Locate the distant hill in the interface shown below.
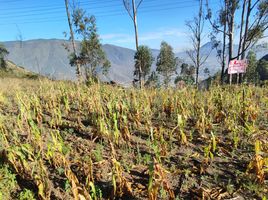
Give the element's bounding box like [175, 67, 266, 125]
[3, 39, 136, 85]
[0, 60, 40, 79]
[2, 39, 268, 85]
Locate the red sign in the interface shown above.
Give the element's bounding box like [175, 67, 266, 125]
[228, 59, 247, 74]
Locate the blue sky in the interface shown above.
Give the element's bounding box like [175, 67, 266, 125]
[0, 0, 245, 52]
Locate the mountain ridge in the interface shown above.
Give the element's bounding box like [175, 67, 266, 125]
[2, 39, 267, 85]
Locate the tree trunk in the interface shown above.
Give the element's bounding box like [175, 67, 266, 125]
[228, 0, 236, 84]
[221, 21, 227, 84]
[241, 0, 251, 60]
[240, 0, 251, 84]
[237, 0, 247, 59]
[132, 0, 139, 51]
[196, 0, 203, 86]
[228, 29, 234, 84]
[132, 0, 143, 89]
[196, 38, 200, 85]
[64, 0, 81, 82]
[228, 14, 234, 62]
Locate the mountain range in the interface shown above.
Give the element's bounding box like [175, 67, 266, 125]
[2, 39, 268, 85]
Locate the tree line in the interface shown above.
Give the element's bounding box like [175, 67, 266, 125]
[206, 0, 268, 84]
[63, 0, 183, 87]
[63, 0, 196, 87]
[62, 0, 267, 87]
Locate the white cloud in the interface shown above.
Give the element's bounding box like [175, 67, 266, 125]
[101, 33, 130, 40]
[100, 33, 133, 44]
[101, 28, 185, 43]
[100, 27, 187, 52]
[140, 28, 185, 41]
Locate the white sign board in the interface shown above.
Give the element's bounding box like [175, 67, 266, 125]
[228, 59, 247, 74]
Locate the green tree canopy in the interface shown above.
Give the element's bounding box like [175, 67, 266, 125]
[145, 71, 160, 88]
[245, 50, 259, 84]
[134, 45, 154, 82]
[0, 44, 9, 68]
[257, 56, 268, 81]
[156, 41, 178, 87]
[174, 63, 195, 85]
[70, 9, 111, 82]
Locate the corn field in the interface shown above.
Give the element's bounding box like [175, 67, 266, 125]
[0, 78, 267, 200]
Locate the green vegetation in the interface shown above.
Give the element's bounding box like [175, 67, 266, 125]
[257, 56, 268, 81]
[156, 41, 178, 87]
[0, 165, 17, 199]
[19, 189, 36, 200]
[0, 78, 267, 199]
[245, 50, 259, 84]
[175, 63, 195, 85]
[0, 43, 9, 69]
[134, 45, 154, 85]
[0, 61, 40, 79]
[145, 71, 160, 88]
[67, 8, 111, 83]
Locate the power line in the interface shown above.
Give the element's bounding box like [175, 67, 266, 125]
[0, 0, 204, 20]
[0, 0, 117, 12]
[0, 2, 120, 17]
[0, 0, 118, 4]
[0, 0, 196, 12]
[0, 2, 216, 26]
[0, 0, 119, 12]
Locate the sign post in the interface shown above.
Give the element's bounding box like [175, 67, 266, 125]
[228, 59, 247, 85]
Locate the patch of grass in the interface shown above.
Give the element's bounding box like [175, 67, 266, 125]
[93, 144, 104, 162]
[0, 165, 17, 200]
[18, 189, 36, 200]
